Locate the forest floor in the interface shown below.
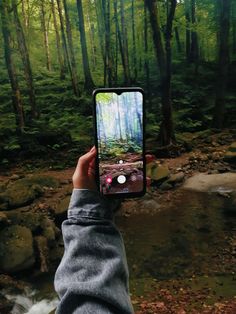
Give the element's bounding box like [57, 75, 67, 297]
[0, 130, 236, 313]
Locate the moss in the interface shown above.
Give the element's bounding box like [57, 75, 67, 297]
[0, 225, 35, 273]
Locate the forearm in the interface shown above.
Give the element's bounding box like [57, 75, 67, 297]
[54, 189, 134, 314]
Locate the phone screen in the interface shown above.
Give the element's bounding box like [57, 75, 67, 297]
[94, 89, 145, 196]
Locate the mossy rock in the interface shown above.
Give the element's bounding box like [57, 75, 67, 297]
[5, 210, 56, 241]
[20, 175, 60, 188]
[0, 175, 59, 210]
[146, 162, 169, 182]
[1, 183, 43, 210]
[0, 225, 35, 273]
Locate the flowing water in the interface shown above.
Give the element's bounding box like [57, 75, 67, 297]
[5, 190, 236, 313]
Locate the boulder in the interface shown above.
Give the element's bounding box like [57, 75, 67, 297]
[0, 175, 59, 210]
[146, 162, 169, 182]
[4, 184, 43, 209]
[4, 210, 57, 243]
[0, 225, 35, 273]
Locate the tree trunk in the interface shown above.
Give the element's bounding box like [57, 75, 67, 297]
[144, 3, 151, 102]
[185, 0, 191, 62]
[145, 0, 176, 146]
[212, 0, 231, 129]
[56, 0, 79, 96]
[232, 0, 236, 56]
[174, 26, 182, 53]
[131, 0, 137, 82]
[63, 0, 79, 93]
[120, 0, 131, 84]
[12, 0, 38, 120]
[189, 0, 199, 70]
[51, 0, 66, 80]
[76, 0, 94, 90]
[104, 0, 112, 86]
[40, 0, 51, 71]
[21, 0, 28, 29]
[87, 12, 97, 70]
[0, 0, 25, 132]
[95, 0, 106, 80]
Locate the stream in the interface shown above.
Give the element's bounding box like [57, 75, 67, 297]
[4, 189, 236, 313]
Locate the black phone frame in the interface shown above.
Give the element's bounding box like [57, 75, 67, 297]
[93, 87, 146, 199]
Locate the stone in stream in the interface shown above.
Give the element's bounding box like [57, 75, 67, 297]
[0, 225, 35, 273]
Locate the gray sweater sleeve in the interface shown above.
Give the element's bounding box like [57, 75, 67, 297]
[54, 189, 134, 314]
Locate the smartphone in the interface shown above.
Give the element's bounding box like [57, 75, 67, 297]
[93, 87, 146, 198]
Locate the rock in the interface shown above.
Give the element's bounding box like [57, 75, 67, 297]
[59, 179, 70, 185]
[0, 294, 14, 314]
[146, 162, 169, 182]
[0, 175, 59, 210]
[9, 174, 20, 181]
[159, 181, 173, 190]
[167, 172, 185, 185]
[224, 142, 236, 164]
[0, 225, 35, 272]
[54, 196, 70, 218]
[0, 194, 8, 211]
[182, 173, 236, 192]
[0, 182, 43, 210]
[139, 199, 161, 212]
[4, 210, 57, 242]
[0, 212, 8, 226]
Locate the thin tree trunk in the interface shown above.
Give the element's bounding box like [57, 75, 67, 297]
[87, 12, 96, 70]
[132, 0, 137, 82]
[120, 0, 131, 84]
[104, 0, 112, 86]
[114, 2, 118, 86]
[0, 0, 25, 132]
[190, 0, 199, 72]
[12, 0, 38, 120]
[95, 0, 106, 81]
[41, 0, 51, 71]
[63, 0, 79, 93]
[51, 0, 66, 80]
[212, 0, 231, 129]
[174, 26, 182, 53]
[56, 0, 79, 96]
[185, 0, 191, 62]
[144, 3, 151, 102]
[76, 0, 94, 89]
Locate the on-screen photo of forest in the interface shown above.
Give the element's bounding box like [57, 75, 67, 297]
[96, 91, 144, 194]
[0, 0, 236, 313]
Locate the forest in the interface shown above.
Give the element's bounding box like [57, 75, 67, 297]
[0, 0, 236, 313]
[0, 0, 235, 167]
[96, 91, 144, 194]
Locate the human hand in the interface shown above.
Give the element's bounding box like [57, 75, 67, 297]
[72, 146, 97, 191]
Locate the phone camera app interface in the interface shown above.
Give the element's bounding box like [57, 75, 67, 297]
[96, 91, 143, 195]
